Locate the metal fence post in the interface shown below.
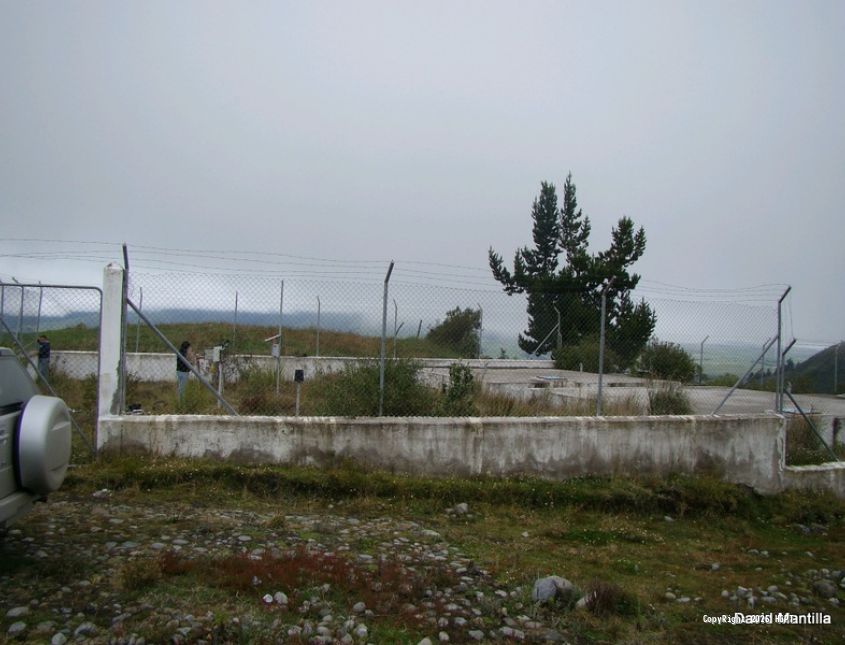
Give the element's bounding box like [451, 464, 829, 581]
[316, 296, 321, 358]
[699, 335, 709, 384]
[392, 298, 399, 359]
[35, 282, 43, 335]
[13, 279, 23, 338]
[776, 286, 791, 413]
[781, 338, 797, 404]
[477, 304, 483, 359]
[393, 322, 404, 359]
[379, 261, 395, 416]
[275, 280, 284, 394]
[232, 291, 239, 351]
[596, 278, 613, 416]
[134, 286, 143, 354]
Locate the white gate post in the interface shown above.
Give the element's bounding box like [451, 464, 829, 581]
[98, 264, 124, 426]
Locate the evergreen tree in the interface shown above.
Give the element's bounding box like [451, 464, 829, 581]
[426, 307, 482, 357]
[488, 173, 656, 365]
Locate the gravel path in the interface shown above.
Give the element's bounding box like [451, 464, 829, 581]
[1, 492, 565, 644]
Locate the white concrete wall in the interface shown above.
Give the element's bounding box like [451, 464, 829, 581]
[52, 352, 555, 383]
[815, 415, 845, 448]
[784, 462, 845, 498]
[97, 413, 785, 494]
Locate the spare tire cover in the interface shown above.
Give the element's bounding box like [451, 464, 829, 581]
[18, 395, 72, 495]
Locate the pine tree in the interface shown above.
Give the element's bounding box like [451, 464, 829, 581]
[488, 174, 656, 364]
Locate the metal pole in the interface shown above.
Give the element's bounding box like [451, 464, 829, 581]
[13, 279, 23, 339]
[834, 342, 840, 395]
[392, 299, 398, 359]
[35, 282, 43, 335]
[776, 286, 791, 413]
[218, 354, 224, 407]
[596, 278, 614, 416]
[393, 321, 404, 359]
[781, 338, 797, 400]
[15, 285, 24, 339]
[134, 287, 143, 354]
[379, 261, 395, 416]
[477, 304, 483, 359]
[127, 298, 239, 415]
[316, 296, 321, 357]
[276, 281, 284, 395]
[232, 291, 239, 351]
[416, 319, 423, 339]
[699, 335, 709, 385]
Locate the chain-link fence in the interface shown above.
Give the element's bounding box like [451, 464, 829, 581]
[93, 269, 838, 419]
[3, 269, 841, 426]
[0, 281, 101, 462]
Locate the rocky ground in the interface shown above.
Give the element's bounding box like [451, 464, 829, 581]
[1, 493, 573, 644]
[2, 488, 844, 644]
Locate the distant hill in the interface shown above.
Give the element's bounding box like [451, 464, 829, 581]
[789, 343, 844, 395]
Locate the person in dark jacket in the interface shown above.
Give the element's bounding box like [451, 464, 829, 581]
[176, 340, 195, 400]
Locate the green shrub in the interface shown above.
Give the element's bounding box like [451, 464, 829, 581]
[426, 307, 481, 357]
[785, 414, 842, 465]
[316, 359, 436, 416]
[648, 383, 692, 415]
[439, 363, 477, 416]
[639, 340, 696, 382]
[553, 336, 620, 373]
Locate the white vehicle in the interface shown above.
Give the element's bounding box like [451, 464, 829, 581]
[0, 347, 71, 528]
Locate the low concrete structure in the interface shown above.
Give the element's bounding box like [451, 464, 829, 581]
[784, 462, 845, 498]
[98, 413, 785, 494]
[50, 350, 555, 383]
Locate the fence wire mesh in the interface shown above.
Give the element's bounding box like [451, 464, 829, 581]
[108, 270, 821, 418]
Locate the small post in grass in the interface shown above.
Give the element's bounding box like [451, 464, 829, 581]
[294, 369, 304, 416]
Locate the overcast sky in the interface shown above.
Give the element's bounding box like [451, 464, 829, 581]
[1, 1, 843, 343]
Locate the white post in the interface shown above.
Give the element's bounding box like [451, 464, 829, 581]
[98, 264, 124, 423]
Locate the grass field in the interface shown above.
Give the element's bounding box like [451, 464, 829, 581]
[33, 458, 845, 643]
[2, 322, 467, 359]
